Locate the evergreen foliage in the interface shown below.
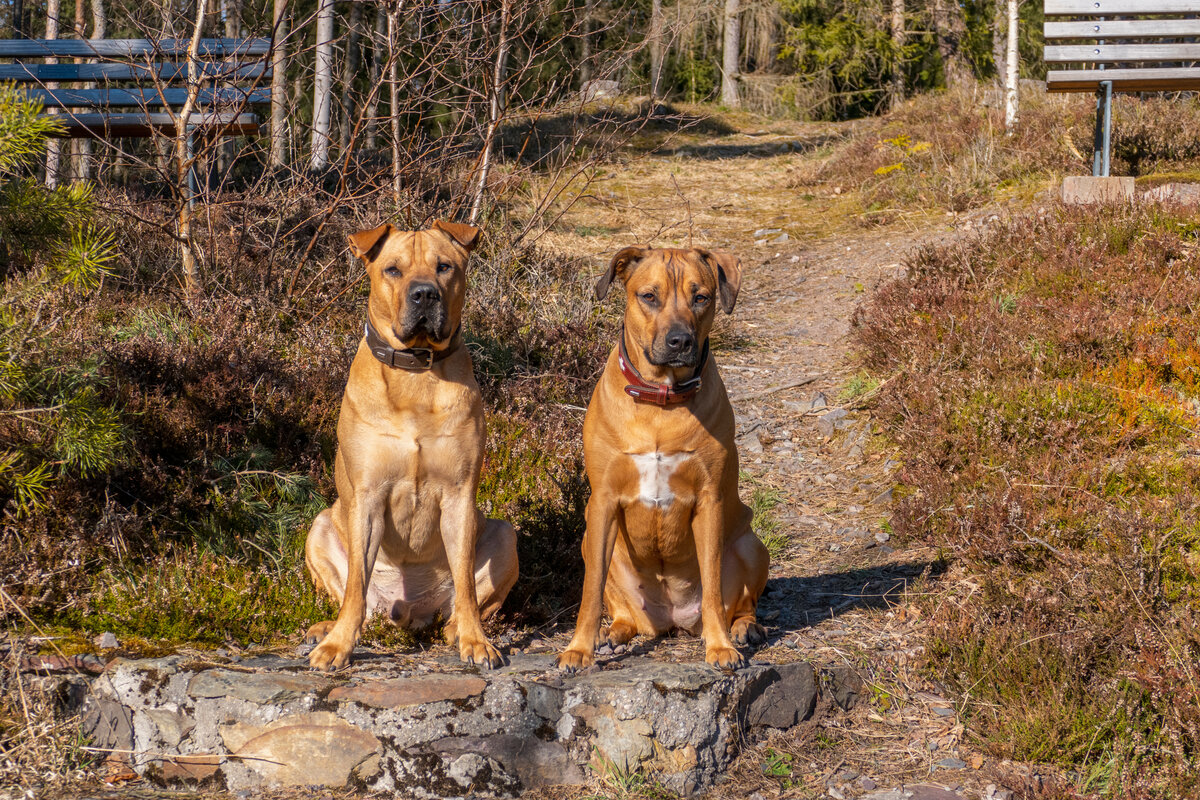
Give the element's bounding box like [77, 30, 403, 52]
[0, 84, 120, 516]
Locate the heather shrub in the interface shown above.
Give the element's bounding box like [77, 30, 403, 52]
[854, 206, 1200, 795]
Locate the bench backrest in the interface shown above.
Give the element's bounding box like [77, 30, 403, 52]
[0, 38, 271, 137]
[1045, 1, 1200, 93]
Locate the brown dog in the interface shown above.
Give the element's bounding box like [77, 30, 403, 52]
[304, 220, 517, 671]
[557, 246, 769, 672]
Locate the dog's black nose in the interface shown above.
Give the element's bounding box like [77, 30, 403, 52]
[665, 328, 695, 354]
[408, 282, 441, 307]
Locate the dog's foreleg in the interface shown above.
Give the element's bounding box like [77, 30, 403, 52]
[694, 498, 744, 669]
[558, 494, 620, 672]
[309, 491, 385, 671]
[440, 491, 504, 668]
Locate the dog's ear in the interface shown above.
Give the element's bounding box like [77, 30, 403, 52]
[595, 245, 649, 301]
[698, 249, 742, 314]
[347, 224, 394, 263]
[432, 219, 481, 253]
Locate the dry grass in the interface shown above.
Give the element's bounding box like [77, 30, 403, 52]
[790, 83, 1096, 218]
[515, 106, 863, 263]
[0, 635, 94, 790]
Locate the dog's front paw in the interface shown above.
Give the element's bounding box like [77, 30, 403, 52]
[556, 646, 595, 674]
[309, 638, 353, 671]
[705, 645, 745, 670]
[731, 618, 767, 646]
[459, 636, 505, 669]
[303, 620, 337, 645]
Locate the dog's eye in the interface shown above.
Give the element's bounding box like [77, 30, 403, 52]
[693, 294, 710, 306]
[639, 292, 657, 306]
[437, 262, 453, 275]
[384, 266, 401, 277]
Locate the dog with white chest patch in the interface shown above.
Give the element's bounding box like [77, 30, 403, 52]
[557, 245, 769, 671]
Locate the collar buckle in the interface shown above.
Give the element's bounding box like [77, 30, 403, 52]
[397, 348, 434, 370]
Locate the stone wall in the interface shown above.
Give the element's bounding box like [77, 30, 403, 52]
[58, 651, 854, 796]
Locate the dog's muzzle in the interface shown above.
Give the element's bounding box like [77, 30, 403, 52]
[399, 282, 449, 342]
[649, 326, 700, 367]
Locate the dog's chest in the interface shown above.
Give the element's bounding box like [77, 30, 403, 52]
[626, 451, 693, 509]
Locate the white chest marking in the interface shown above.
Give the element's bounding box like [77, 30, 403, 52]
[629, 452, 689, 509]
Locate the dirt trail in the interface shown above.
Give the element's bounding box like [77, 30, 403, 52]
[536, 124, 1012, 798]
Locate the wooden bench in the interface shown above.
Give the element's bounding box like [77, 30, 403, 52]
[1045, 1, 1200, 176]
[0, 38, 271, 139]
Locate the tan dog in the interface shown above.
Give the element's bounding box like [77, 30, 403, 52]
[558, 246, 769, 672]
[304, 220, 517, 671]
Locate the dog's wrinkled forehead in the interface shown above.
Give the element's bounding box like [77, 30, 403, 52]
[347, 220, 480, 269]
[595, 245, 743, 314]
[630, 249, 717, 286]
[377, 231, 465, 271]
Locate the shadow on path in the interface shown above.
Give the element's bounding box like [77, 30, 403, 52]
[759, 557, 947, 642]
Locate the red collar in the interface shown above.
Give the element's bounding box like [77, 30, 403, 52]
[617, 328, 709, 406]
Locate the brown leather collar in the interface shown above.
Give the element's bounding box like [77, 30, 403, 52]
[364, 319, 462, 371]
[617, 327, 709, 406]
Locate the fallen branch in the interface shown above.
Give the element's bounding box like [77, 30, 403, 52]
[729, 374, 823, 403]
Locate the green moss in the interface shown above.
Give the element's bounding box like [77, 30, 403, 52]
[838, 370, 881, 403]
[86, 548, 334, 645]
[742, 471, 788, 560]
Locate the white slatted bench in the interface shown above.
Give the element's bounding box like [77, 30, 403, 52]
[0, 38, 271, 139]
[1045, 1, 1200, 177]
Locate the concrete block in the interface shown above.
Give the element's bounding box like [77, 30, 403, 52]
[1062, 176, 1135, 205]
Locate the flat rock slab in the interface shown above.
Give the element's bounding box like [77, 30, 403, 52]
[76, 652, 834, 797]
[1143, 182, 1200, 205]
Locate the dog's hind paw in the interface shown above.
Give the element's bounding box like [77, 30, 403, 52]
[599, 620, 637, 648]
[731, 619, 767, 646]
[303, 620, 337, 645]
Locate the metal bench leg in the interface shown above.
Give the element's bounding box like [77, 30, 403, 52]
[187, 128, 197, 209]
[1092, 80, 1113, 178]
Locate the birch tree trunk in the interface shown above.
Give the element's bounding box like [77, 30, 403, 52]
[44, 0, 61, 188]
[1004, 0, 1019, 132]
[721, 0, 740, 107]
[91, 0, 105, 42]
[365, 4, 385, 150]
[270, 0, 288, 167]
[73, 0, 106, 182]
[992, 0, 1007, 82]
[70, 0, 84, 181]
[387, 3, 402, 203]
[649, 0, 664, 99]
[338, 0, 363, 151]
[177, 0, 210, 298]
[470, 0, 511, 225]
[310, 0, 335, 171]
[889, 0, 904, 111]
[579, 0, 593, 85]
[218, 0, 239, 179]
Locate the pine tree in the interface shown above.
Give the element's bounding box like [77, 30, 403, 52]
[0, 86, 120, 516]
